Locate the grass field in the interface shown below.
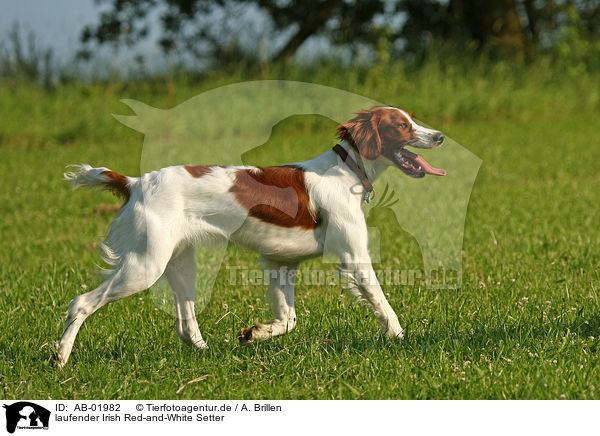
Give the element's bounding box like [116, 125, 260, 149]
[1, 60, 599, 399]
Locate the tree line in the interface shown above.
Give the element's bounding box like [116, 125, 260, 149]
[78, 0, 600, 65]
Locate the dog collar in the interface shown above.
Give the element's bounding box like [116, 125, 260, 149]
[332, 144, 375, 203]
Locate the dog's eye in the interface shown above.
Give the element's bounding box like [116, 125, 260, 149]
[398, 123, 408, 128]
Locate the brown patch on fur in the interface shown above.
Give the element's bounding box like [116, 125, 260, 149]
[230, 167, 318, 229]
[101, 170, 130, 202]
[184, 165, 213, 178]
[337, 107, 414, 160]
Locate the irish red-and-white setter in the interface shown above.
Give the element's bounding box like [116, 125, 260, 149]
[57, 106, 445, 366]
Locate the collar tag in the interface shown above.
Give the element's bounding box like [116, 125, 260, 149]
[333, 144, 375, 204]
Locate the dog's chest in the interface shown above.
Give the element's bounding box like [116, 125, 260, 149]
[231, 217, 324, 262]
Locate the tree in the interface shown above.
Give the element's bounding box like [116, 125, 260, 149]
[397, 0, 600, 58]
[397, 0, 527, 55]
[79, 0, 600, 65]
[79, 0, 388, 64]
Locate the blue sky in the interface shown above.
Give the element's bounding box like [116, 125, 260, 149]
[1, 0, 165, 72]
[1, 0, 101, 59]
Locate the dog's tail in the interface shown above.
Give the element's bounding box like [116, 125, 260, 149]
[64, 164, 131, 202]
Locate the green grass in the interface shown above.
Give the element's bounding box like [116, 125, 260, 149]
[1, 59, 600, 399]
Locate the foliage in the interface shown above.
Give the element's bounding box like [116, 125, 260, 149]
[0, 23, 55, 89]
[1, 53, 598, 149]
[76, 0, 600, 65]
[78, 0, 388, 64]
[554, 2, 600, 71]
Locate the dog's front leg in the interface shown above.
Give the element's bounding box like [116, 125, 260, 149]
[330, 220, 404, 339]
[339, 260, 404, 339]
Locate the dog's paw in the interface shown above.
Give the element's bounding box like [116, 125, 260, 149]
[238, 326, 256, 344]
[52, 341, 67, 368]
[386, 328, 404, 340]
[238, 324, 262, 345]
[193, 339, 209, 350]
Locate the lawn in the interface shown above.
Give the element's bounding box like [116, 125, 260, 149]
[1, 61, 599, 399]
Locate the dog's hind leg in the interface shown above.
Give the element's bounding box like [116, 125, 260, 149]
[164, 244, 208, 350]
[239, 258, 298, 344]
[57, 228, 177, 366]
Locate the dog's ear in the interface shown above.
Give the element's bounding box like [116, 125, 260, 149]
[337, 109, 382, 160]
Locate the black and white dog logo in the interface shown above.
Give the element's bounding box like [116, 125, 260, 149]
[3, 402, 50, 433]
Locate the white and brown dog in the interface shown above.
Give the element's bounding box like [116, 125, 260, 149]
[57, 106, 446, 366]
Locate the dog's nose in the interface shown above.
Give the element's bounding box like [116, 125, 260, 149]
[433, 133, 445, 145]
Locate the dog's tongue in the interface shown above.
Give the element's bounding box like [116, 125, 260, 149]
[413, 154, 447, 176]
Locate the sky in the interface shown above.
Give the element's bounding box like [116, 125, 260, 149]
[0, 0, 164, 73]
[1, 0, 103, 59]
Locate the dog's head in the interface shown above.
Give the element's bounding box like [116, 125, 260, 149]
[338, 106, 447, 178]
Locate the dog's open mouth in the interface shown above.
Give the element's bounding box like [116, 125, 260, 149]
[392, 148, 447, 178]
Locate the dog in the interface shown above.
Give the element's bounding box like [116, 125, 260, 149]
[57, 106, 446, 366]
